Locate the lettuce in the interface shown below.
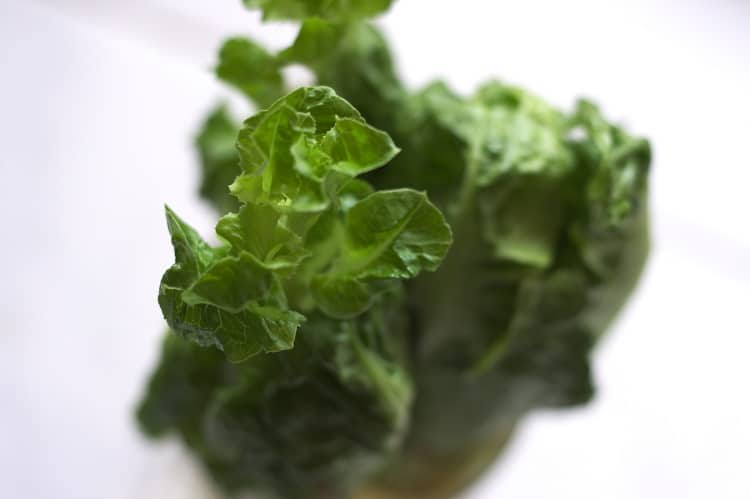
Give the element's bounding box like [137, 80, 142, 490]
[138, 2, 651, 498]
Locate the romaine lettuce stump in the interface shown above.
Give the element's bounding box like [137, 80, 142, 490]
[137, 2, 650, 499]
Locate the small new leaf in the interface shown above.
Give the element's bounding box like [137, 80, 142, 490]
[158, 206, 305, 362]
[215, 202, 308, 270]
[232, 87, 360, 212]
[321, 117, 400, 176]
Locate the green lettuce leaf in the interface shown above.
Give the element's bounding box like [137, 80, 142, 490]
[216, 38, 284, 109]
[195, 106, 241, 214]
[140, 302, 413, 499]
[398, 84, 650, 472]
[242, 0, 394, 21]
[215, 202, 308, 270]
[141, 2, 652, 497]
[230, 86, 362, 212]
[159, 87, 450, 364]
[159, 206, 304, 362]
[311, 189, 452, 318]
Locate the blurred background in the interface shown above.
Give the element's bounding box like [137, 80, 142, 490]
[1, 0, 748, 498]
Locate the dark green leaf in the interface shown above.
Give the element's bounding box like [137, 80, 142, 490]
[216, 38, 284, 108]
[195, 106, 241, 214]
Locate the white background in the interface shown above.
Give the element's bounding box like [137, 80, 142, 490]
[1, 0, 749, 498]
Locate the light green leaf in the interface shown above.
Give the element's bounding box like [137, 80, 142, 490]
[182, 252, 272, 312]
[160, 283, 304, 363]
[163, 205, 216, 284]
[158, 206, 305, 362]
[282, 20, 407, 138]
[433, 81, 573, 190]
[339, 189, 452, 279]
[331, 176, 375, 211]
[309, 189, 452, 318]
[232, 87, 363, 212]
[321, 117, 400, 176]
[291, 117, 399, 182]
[215, 202, 308, 269]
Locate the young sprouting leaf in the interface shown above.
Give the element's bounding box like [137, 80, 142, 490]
[158, 206, 305, 362]
[231, 87, 361, 212]
[231, 86, 403, 215]
[282, 19, 406, 134]
[321, 118, 400, 176]
[215, 202, 308, 270]
[160, 88, 448, 364]
[216, 38, 284, 109]
[291, 117, 400, 182]
[242, 0, 395, 21]
[182, 252, 272, 312]
[311, 189, 452, 318]
[160, 280, 304, 363]
[340, 189, 452, 279]
[163, 205, 216, 284]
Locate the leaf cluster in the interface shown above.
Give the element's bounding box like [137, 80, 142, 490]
[140, 1, 651, 497]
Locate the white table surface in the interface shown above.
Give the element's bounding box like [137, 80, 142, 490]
[1, 0, 748, 498]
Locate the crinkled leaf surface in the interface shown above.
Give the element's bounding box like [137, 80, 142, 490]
[141, 2, 652, 496]
[231, 87, 363, 212]
[160, 87, 450, 364]
[215, 202, 307, 270]
[158, 206, 304, 362]
[311, 189, 452, 318]
[140, 303, 413, 499]
[404, 85, 651, 462]
[339, 189, 452, 279]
